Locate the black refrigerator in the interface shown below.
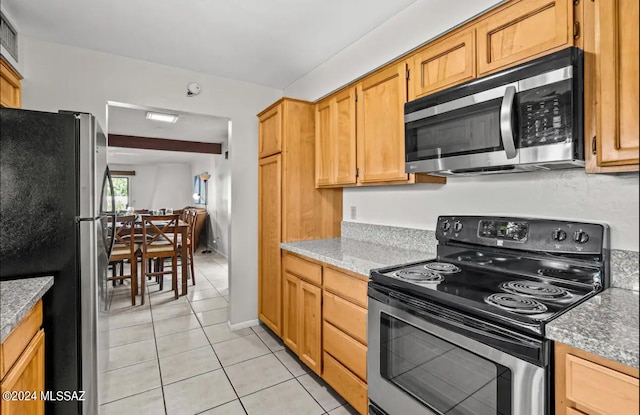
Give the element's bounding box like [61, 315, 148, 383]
[0, 108, 115, 415]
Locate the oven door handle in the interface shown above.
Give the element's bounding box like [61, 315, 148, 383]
[500, 85, 518, 159]
[386, 292, 545, 365]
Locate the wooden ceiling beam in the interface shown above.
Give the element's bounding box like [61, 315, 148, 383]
[108, 134, 222, 154]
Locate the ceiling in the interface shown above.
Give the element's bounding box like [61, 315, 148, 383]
[107, 104, 227, 165]
[3, 0, 418, 89]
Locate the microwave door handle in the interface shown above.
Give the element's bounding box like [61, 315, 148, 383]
[500, 85, 517, 159]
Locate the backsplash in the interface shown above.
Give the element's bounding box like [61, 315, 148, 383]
[341, 221, 436, 253]
[341, 221, 639, 291]
[611, 250, 640, 292]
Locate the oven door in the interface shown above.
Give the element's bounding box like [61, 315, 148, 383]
[368, 286, 548, 415]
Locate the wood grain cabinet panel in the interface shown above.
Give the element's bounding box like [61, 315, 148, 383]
[0, 330, 45, 415]
[323, 353, 368, 415]
[323, 322, 367, 381]
[0, 57, 22, 109]
[594, 0, 639, 167]
[282, 272, 300, 354]
[298, 280, 322, 375]
[555, 342, 639, 415]
[258, 104, 282, 158]
[356, 63, 408, 183]
[258, 154, 282, 335]
[284, 253, 322, 286]
[315, 97, 334, 186]
[334, 88, 358, 185]
[323, 292, 367, 345]
[323, 268, 368, 309]
[476, 0, 572, 75]
[409, 28, 476, 100]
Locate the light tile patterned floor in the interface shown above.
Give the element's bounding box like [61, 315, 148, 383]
[99, 253, 359, 415]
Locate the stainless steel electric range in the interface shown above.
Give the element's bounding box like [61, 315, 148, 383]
[367, 216, 609, 415]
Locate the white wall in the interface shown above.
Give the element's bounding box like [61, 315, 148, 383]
[20, 37, 282, 325]
[191, 138, 231, 257]
[283, 0, 640, 252]
[109, 163, 193, 210]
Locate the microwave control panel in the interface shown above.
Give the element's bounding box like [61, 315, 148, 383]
[519, 80, 573, 148]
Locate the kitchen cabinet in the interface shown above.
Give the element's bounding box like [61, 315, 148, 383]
[282, 253, 322, 375]
[555, 342, 639, 415]
[593, 0, 639, 169]
[476, 0, 572, 76]
[0, 57, 22, 109]
[408, 28, 476, 100]
[0, 301, 45, 415]
[315, 89, 357, 187]
[258, 154, 282, 335]
[356, 63, 409, 184]
[257, 99, 342, 336]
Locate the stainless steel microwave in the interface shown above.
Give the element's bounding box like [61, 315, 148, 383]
[404, 47, 584, 176]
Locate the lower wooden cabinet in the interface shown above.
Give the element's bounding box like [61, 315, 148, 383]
[282, 272, 300, 355]
[323, 353, 368, 415]
[555, 342, 639, 415]
[298, 281, 322, 374]
[0, 301, 45, 415]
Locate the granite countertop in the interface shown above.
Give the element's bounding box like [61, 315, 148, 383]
[280, 238, 435, 276]
[0, 277, 54, 342]
[547, 288, 639, 369]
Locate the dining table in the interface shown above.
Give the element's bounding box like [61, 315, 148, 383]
[113, 215, 191, 297]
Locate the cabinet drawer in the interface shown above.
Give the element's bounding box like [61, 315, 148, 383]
[323, 352, 368, 415]
[566, 354, 639, 415]
[566, 409, 587, 415]
[323, 267, 368, 308]
[0, 300, 43, 380]
[284, 254, 322, 286]
[323, 322, 367, 381]
[323, 291, 367, 344]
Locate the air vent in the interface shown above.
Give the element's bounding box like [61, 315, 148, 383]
[0, 12, 18, 61]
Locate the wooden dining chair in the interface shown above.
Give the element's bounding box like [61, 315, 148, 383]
[107, 215, 138, 305]
[181, 209, 197, 285]
[139, 214, 180, 303]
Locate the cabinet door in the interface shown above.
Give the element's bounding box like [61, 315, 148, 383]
[282, 272, 300, 354]
[595, 0, 639, 167]
[356, 63, 408, 183]
[298, 280, 322, 375]
[315, 97, 334, 186]
[409, 28, 476, 100]
[259, 104, 282, 158]
[258, 154, 282, 335]
[0, 58, 22, 109]
[334, 88, 357, 185]
[0, 330, 45, 415]
[476, 0, 572, 75]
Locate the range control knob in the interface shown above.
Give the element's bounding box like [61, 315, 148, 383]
[552, 229, 567, 241]
[574, 230, 589, 244]
[453, 221, 463, 232]
[441, 220, 451, 232]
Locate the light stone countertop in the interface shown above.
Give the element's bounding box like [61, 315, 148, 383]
[1, 277, 54, 342]
[546, 288, 639, 369]
[280, 238, 435, 277]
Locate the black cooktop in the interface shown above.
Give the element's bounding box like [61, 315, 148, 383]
[371, 253, 601, 336]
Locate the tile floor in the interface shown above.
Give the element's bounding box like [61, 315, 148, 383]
[100, 252, 359, 415]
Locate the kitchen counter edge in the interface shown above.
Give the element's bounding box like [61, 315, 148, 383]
[1, 276, 54, 342]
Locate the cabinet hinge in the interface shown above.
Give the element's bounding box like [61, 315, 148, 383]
[406, 68, 410, 81]
[355, 167, 359, 177]
[573, 22, 580, 40]
[573, 0, 579, 5]
[592, 136, 597, 155]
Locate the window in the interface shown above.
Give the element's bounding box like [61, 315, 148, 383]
[0, 12, 18, 61]
[112, 176, 130, 211]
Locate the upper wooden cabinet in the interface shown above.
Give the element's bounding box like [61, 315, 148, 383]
[593, 0, 639, 168]
[258, 104, 282, 158]
[476, 0, 572, 75]
[408, 28, 476, 100]
[356, 63, 408, 184]
[0, 57, 22, 109]
[315, 89, 357, 187]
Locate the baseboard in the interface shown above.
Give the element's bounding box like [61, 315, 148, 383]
[228, 319, 259, 331]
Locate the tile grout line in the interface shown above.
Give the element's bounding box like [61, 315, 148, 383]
[148, 290, 170, 415]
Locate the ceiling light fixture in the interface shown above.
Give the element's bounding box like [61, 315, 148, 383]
[146, 111, 179, 123]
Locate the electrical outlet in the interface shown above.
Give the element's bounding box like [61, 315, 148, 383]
[350, 206, 357, 220]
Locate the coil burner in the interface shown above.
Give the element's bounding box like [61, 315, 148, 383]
[394, 270, 445, 283]
[485, 293, 548, 314]
[424, 262, 461, 274]
[501, 281, 569, 299]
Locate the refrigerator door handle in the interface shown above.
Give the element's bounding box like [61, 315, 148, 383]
[101, 167, 116, 257]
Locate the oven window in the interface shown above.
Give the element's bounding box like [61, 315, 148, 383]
[405, 98, 504, 162]
[380, 313, 512, 415]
